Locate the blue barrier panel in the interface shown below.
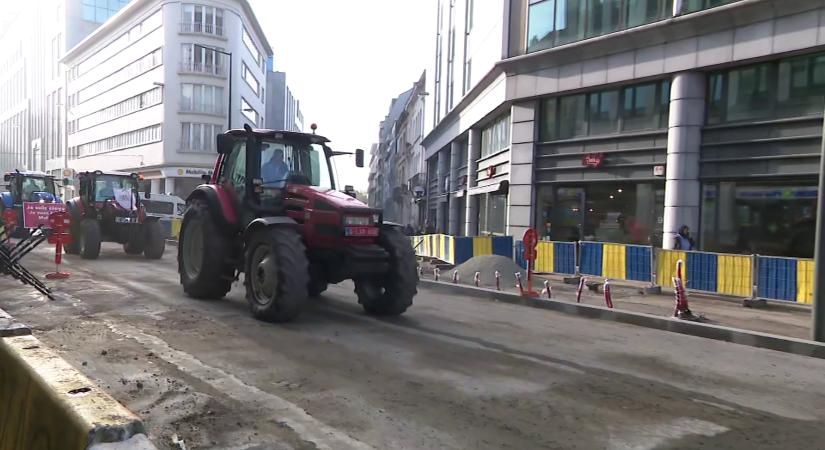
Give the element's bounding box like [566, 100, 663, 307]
[757, 256, 797, 302]
[492, 236, 514, 258]
[554, 242, 576, 274]
[454, 237, 474, 265]
[686, 252, 717, 292]
[580, 242, 603, 276]
[625, 245, 652, 282]
[514, 241, 528, 269]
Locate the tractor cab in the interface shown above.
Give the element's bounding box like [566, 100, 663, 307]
[76, 170, 142, 219]
[2, 171, 60, 207]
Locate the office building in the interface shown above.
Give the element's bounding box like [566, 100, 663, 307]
[264, 58, 304, 132]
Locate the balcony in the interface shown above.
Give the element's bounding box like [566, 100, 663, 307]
[179, 22, 224, 37]
[179, 102, 225, 117]
[179, 61, 226, 78]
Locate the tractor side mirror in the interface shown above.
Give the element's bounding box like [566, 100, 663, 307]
[216, 134, 234, 154]
[3, 174, 9, 182]
[355, 149, 364, 168]
[344, 185, 357, 198]
[201, 174, 211, 183]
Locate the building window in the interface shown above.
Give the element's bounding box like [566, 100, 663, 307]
[76, 87, 162, 131]
[446, 2, 456, 111]
[82, 0, 129, 23]
[241, 63, 261, 97]
[526, 0, 671, 53]
[700, 180, 817, 257]
[242, 27, 261, 65]
[478, 193, 508, 236]
[241, 97, 259, 126]
[180, 83, 224, 115]
[181, 44, 224, 76]
[181, 123, 221, 152]
[463, 59, 472, 94]
[706, 53, 825, 125]
[75, 124, 162, 157]
[77, 48, 163, 104]
[681, 0, 738, 14]
[480, 114, 511, 158]
[181, 4, 224, 36]
[540, 79, 671, 141]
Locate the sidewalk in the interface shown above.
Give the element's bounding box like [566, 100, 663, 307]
[418, 259, 812, 340]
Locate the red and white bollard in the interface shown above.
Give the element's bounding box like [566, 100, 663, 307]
[576, 276, 586, 303]
[676, 259, 684, 282]
[474, 271, 480, 287]
[434, 267, 440, 282]
[672, 276, 697, 319]
[603, 279, 614, 309]
[541, 280, 552, 299]
[45, 211, 71, 280]
[494, 271, 501, 291]
[515, 272, 524, 295]
[418, 266, 423, 278]
[452, 270, 459, 284]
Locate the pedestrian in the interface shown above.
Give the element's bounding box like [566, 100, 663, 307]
[673, 225, 695, 250]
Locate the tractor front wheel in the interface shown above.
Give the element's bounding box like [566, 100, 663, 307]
[354, 226, 417, 316]
[79, 219, 101, 260]
[244, 227, 308, 322]
[179, 200, 234, 299]
[143, 220, 165, 259]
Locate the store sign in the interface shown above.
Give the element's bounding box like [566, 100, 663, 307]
[486, 166, 497, 178]
[162, 167, 214, 178]
[582, 153, 604, 168]
[653, 165, 665, 177]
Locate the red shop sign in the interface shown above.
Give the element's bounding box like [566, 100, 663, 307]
[582, 153, 605, 168]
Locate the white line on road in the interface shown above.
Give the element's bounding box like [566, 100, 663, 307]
[102, 320, 374, 450]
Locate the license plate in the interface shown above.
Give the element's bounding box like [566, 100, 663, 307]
[345, 226, 379, 237]
[115, 217, 135, 224]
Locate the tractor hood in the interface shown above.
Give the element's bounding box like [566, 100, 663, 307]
[306, 186, 369, 209]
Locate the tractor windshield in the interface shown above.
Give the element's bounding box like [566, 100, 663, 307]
[260, 140, 334, 190]
[19, 177, 55, 201]
[94, 175, 138, 202]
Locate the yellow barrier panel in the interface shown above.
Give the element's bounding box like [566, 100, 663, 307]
[797, 259, 815, 305]
[535, 241, 554, 273]
[716, 254, 753, 297]
[602, 244, 626, 280]
[171, 218, 182, 239]
[657, 250, 686, 288]
[445, 235, 454, 264]
[0, 335, 144, 449]
[472, 237, 492, 256]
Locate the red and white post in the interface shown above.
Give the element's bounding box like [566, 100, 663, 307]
[45, 211, 71, 280]
[603, 279, 614, 308]
[474, 272, 480, 287]
[576, 277, 587, 303]
[494, 271, 501, 291]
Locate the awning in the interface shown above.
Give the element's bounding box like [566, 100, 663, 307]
[467, 180, 509, 196]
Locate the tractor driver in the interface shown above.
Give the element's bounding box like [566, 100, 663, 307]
[21, 178, 39, 201]
[262, 147, 290, 187]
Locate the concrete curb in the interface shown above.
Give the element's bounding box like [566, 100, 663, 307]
[0, 308, 31, 337]
[420, 280, 825, 360]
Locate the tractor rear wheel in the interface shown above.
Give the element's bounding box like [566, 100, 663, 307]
[143, 220, 165, 259]
[123, 234, 144, 255]
[354, 226, 417, 316]
[79, 219, 101, 259]
[65, 226, 80, 255]
[179, 199, 233, 299]
[244, 227, 308, 322]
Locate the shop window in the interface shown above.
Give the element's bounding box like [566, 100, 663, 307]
[558, 94, 587, 139]
[726, 64, 773, 122]
[700, 180, 817, 257]
[587, 89, 619, 135]
[478, 193, 507, 235]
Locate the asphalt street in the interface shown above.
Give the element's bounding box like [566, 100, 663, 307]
[1, 244, 825, 449]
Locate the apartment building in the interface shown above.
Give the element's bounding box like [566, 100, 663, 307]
[62, 0, 271, 198]
[0, 0, 128, 177]
[264, 60, 305, 133]
[424, 0, 824, 258]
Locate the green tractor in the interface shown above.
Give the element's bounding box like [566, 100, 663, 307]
[65, 170, 165, 260]
[178, 125, 418, 322]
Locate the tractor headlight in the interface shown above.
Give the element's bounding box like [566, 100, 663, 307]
[344, 215, 371, 226]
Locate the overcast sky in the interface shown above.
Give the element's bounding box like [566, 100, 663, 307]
[247, 0, 435, 191]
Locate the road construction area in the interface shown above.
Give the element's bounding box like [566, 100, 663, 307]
[2, 245, 825, 449]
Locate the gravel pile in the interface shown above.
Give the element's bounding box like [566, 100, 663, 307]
[454, 255, 527, 289]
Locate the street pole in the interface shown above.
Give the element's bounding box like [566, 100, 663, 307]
[813, 110, 825, 342]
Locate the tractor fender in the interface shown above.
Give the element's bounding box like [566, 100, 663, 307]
[186, 185, 239, 232]
[0, 192, 12, 209]
[244, 216, 298, 239]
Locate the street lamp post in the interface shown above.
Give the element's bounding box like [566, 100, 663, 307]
[193, 44, 232, 130]
[813, 112, 825, 342]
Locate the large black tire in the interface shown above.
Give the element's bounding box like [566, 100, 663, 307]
[308, 281, 328, 298]
[123, 235, 144, 255]
[244, 227, 309, 322]
[143, 220, 165, 259]
[65, 226, 80, 255]
[178, 200, 234, 299]
[354, 226, 417, 316]
[79, 219, 101, 260]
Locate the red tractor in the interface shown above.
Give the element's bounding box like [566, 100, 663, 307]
[65, 170, 165, 259]
[178, 125, 417, 322]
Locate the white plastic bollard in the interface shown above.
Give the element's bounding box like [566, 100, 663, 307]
[434, 267, 440, 282]
[515, 272, 524, 294]
[542, 280, 552, 299]
[452, 270, 459, 284]
[474, 271, 480, 287]
[494, 271, 501, 291]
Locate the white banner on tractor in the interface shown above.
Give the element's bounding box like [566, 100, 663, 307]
[113, 188, 135, 210]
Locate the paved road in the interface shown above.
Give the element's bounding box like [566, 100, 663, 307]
[2, 244, 825, 449]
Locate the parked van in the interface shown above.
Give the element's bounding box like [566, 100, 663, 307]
[139, 193, 185, 239]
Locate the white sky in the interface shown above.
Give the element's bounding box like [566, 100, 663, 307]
[247, 0, 435, 191]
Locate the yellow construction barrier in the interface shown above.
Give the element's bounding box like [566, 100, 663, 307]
[0, 334, 145, 449]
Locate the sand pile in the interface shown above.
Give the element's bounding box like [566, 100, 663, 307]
[454, 255, 527, 288]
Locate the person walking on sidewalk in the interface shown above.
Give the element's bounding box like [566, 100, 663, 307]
[674, 225, 696, 250]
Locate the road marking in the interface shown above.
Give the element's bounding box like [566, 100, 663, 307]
[102, 320, 373, 450]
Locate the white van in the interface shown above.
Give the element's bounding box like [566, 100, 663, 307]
[139, 193, 185, 239]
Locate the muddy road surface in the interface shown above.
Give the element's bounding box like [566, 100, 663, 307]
[1, 244, 825, 449]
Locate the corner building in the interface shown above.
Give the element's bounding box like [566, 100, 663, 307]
[423, 0, 825, 257]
